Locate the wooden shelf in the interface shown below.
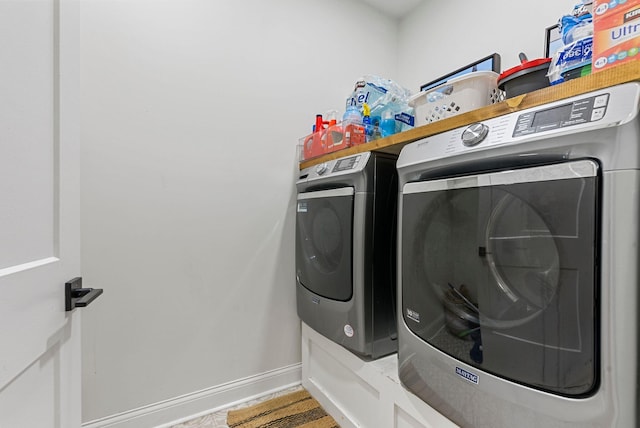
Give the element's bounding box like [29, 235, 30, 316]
[299, 61, 640, 170]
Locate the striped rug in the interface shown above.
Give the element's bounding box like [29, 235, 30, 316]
[226, 389, 340, 428]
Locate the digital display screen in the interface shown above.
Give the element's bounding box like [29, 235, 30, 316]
[514, 94, 607, 138]
[333, 156, 359, 172]
[532, 103, 573, 128]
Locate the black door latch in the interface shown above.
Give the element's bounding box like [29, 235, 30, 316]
[65, 277, 103, 311]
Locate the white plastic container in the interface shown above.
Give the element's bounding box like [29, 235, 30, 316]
[409, 71, 503, 125]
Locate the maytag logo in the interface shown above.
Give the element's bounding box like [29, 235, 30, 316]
[455, 367, 479, 384]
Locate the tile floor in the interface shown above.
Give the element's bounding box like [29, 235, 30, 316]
[170, 385, 304, 428]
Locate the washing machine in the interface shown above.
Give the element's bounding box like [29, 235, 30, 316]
[296, 151, 398, 360]
[396, 82, 640, 427]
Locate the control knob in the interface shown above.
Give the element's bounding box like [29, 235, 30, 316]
[461, 123, 489, 147]
[315, 163, 329, 175]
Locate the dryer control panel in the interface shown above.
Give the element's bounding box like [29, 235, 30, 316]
[300, 151, 371, 184]
[513, 93, 610, 137]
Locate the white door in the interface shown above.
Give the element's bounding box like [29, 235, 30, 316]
[0, 1, 86, 427]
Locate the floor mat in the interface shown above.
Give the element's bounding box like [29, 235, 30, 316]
[226, 388, 339, 428]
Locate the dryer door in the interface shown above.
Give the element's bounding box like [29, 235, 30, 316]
[401, 160, 599, 396]
[296, 187, 354, 301]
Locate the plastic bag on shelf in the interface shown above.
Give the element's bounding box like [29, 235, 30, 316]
[548, 1, 594, 84]
[345, 75, 414, 137]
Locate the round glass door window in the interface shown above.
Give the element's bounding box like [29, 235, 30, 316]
[307, 204, 345, 274]
[407, 187, 561, 334]
[483, 192, 560, 328]
[296, 192, 353, 301]
[401, 161, 598, 396]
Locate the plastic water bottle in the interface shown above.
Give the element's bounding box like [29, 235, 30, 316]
[342, 106, 365, 147]
[342, 106, 362, 124]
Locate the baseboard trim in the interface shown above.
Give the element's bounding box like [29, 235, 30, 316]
[82, 363, 302, 428]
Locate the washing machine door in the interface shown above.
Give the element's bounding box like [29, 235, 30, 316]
[296, 187, 354, 301]
[401, 159, 599, 396]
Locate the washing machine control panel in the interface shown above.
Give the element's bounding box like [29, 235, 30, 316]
[513, 93, 610, 137]
[397, 83, 640, 169]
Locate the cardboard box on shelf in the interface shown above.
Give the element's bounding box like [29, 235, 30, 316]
[593, 0, 640, 72]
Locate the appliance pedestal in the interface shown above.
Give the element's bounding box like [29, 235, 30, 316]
[301, 322, 458, 428]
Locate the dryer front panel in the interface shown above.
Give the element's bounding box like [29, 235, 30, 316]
[296, 187, 354, 301]
[400, 160, 600, 396]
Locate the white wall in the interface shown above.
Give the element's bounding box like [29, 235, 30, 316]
[79, 0, 586, 425]
[78, 0, 398, 424]
[397, 0, 578, 91]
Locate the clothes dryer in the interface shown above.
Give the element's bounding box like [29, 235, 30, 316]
[296, 151, 397, 360]
[396, 83, 640, 427]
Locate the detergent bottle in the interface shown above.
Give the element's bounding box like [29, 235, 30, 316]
[302, 114, 326, 159]
[315, 114, 328, 154]
[380, 108, 397, 137]
[324, 109, 344, 151]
